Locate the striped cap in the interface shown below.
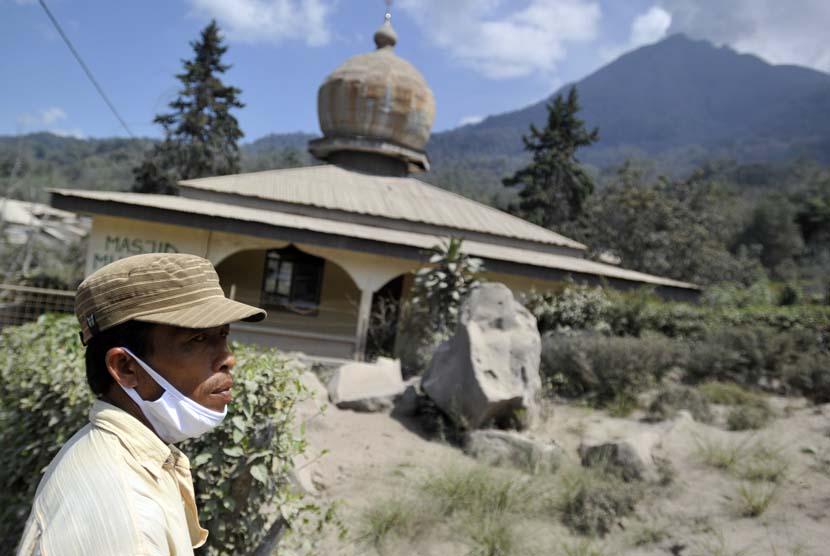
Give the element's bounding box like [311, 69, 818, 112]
[75, 253, 266, 344]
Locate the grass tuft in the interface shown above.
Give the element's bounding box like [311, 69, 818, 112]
[560, 539, 608, 556]
[734, 482, 778, 517]
[738, 444, 789, 483]
[467, 518, 517, 556]
[421, 465, 536, 518]
[360, 497, 422, 548]
[695, 436, 750, 471]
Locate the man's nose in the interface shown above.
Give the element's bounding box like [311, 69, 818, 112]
[217, 341, 236, 372]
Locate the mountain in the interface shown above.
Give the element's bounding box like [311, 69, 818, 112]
[426, 34, 830, 191]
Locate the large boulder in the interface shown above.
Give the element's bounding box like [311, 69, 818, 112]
[422, 283, 542, 430]
[327, 357, 405, 412]
[465, 429, 563, 474]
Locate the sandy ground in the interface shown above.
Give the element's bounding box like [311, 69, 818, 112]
[292, 389, 830, 556]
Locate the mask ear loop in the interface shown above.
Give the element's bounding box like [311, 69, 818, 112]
[121, 346, 226, 419]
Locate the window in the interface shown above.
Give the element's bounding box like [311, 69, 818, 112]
[261, 246, 325, 316]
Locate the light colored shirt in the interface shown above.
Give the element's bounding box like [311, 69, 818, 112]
[16, 400, 208, 556]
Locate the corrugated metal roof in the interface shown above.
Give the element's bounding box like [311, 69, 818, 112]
[52, 189, 697, 290]
[178, 165, 586, 251]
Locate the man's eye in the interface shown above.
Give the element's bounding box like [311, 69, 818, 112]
[192, 334, 207, 343]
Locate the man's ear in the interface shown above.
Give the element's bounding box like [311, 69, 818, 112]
[105, 347, 139, 389]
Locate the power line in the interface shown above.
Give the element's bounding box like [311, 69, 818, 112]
[37, 0, 135, 138]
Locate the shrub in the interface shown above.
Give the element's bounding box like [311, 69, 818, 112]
[396, 237, 483, 376]
[0, 315, 91, 547]
[701, 281, 774, 308]
[783, 352, 830, 404]
[521, 285, 610, 334]
[606, 295, 830, 348]
[696, 382, 775, 430]
[684, 326, 807, 388]
[726, 405, 775, 431]
[777, 283, 803, 306]
[647, 384, 713, 423]
[541, 333, 684, 406]
[558, 468, 643, 537]
[0, 314, 317, 555]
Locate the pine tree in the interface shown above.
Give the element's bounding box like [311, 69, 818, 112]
[503, 87, 598, 228]
[133, 20, 244, 194]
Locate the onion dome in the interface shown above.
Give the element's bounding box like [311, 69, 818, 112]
[308, 13, 436, 174]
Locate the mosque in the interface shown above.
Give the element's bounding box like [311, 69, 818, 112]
[51, 12, 697, 361]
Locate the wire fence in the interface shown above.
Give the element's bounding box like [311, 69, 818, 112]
[0, 284, 75, 330]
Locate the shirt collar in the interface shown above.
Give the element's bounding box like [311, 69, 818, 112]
[89, 399, 172, 480]
[89, 400, 207, 547]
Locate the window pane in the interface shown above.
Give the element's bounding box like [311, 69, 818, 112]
[291, 262, 321, 308]
[263, 255, 280, 294]
[277, 261, 293, 296]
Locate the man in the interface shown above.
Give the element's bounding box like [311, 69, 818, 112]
[16, 253, 265, 556]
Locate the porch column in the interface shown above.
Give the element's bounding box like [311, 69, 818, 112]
[354, 288, 374, 361]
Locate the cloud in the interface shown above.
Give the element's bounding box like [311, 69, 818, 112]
[397, 0, 601, 79]
[459, 115, 484, 126]
[17, 107, 68, 128]
[659, 0, 830, 72]
[187, 0, 335, 46]
[601, 5, 671, 62]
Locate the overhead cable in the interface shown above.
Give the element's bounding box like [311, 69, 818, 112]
[37, 0, 135, 138]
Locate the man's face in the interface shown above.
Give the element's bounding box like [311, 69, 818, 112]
[137, 323, 236, 412]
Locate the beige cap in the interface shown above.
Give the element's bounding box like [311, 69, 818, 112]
[75, 253, 266, 344]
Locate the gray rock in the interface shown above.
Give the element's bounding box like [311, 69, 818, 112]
[327, 357, 404, 412]
[465, 429, 563, 473]
[422, 283, 542, 430]
[578, 431, 662, 482]
[394, 377, 423, 416]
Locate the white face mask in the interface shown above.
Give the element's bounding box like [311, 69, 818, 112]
[119, 347, 227, 444]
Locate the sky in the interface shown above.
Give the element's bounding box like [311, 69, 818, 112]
[2, 0, 830, 142]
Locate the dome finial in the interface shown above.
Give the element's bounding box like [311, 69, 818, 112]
[374, 0, 397, 49]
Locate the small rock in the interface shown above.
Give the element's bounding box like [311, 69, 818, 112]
[465, 429, 564, 474]
[578, 431, 662, 482]
[327, 357, 404, 412]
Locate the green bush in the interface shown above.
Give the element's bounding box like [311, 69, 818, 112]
[726, 404, 775, 431]
[541, 333, 684, 406]
[647, 384, 713, 423]
[683, 326, 820, 390]
[783, 352, 830, 404]
[395, 237, 483, 376]
[0, 315, 90, 546]
[558, 468, 643, 537]
[520, 285, 610, 334]
[604, 289, 830, 347]
[0, 314, 317, 555]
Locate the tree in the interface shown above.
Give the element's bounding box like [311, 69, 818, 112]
[737, 196, 804, 273]
[133, 21, 244, 194]
[503, 87, 599, 228]
[583, 163, 765, 285]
